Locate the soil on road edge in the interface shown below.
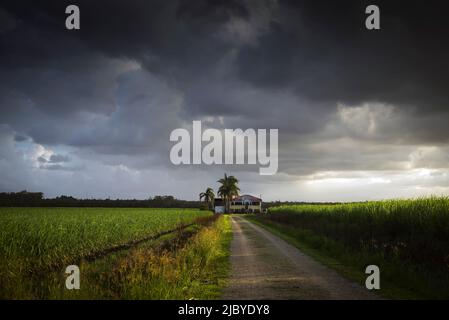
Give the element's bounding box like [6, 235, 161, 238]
[222, 215, 380, 300]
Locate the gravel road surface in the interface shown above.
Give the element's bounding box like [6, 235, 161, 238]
[222, 215, 380, 300]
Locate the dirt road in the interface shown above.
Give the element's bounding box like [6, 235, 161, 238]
[222, 215, 380, 300]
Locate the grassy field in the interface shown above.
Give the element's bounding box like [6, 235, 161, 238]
[88, 214, 232, 300]
[250, 197, 449, 299]
[0, 207, 231, 299]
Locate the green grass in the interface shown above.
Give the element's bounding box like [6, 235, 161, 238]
[106, 214, 233, 300]
[0, 207, 210, 299]
[250, 197, 449, 300]
[14, 215, 231, 300]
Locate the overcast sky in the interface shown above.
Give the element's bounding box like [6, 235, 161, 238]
[1, 0, 449, 201]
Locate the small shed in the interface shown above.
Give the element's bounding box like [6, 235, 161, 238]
[213, 198, 225, 214]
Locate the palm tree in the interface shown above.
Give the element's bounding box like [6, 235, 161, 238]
[199, 187, 215, 210]
[217, 173, 240, 213]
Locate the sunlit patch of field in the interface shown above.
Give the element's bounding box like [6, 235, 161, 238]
[0, 207, 231, 299]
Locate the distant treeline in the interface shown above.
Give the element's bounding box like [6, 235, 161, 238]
[0, 191, 200, 208]
[0, 191, 343, 209]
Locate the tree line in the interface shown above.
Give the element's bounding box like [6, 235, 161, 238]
[0, 191, 201, 208]
[1, 190, 340, 209]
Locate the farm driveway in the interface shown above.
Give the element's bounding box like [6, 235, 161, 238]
[222, 215, 380, 300]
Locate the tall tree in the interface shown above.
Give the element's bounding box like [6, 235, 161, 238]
[199, 187, 215, 210]
[217, 173, 240, 213]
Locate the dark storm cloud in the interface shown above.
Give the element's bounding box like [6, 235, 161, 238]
[0, 0, 248, 65]
[0, 0, 254, 144]
[2, 1, 448, 106]
[0, 1, 260, 184]
[237, 1, 449, 110]
[1, 0, 449, 199]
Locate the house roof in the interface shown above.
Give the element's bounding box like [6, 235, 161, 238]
[233, 194, 262, 201]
